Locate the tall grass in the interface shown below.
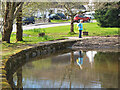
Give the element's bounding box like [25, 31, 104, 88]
[27, 28, 46, 33]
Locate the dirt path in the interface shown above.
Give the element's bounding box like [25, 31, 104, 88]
[72, 36, 119, 51]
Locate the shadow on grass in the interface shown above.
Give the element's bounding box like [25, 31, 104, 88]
[18, 40, 32, 43]
[2, 40, 33, 48]
[68, 32, 78, 35]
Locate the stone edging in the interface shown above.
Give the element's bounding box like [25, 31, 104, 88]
[1, 39, 79, 89]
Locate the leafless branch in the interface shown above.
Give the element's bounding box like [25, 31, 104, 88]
[13, 2, 24, 20]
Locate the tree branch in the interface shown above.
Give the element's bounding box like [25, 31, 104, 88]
[13, 2, 24, 20]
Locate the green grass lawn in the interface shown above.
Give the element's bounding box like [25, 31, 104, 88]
[51, 20, 70, 23]
[9, 22, 118, 44]
[40, 22, 119, 37]
[2, 22, 119, 44]
[81, 23, 119, 36]
[1, 22, 119, 57]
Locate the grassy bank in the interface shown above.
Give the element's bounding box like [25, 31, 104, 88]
[3, 22, 119, 44]
[51, 20, 70, 23]
[1, 22, 119, 57]
[40, 22, 118, 37]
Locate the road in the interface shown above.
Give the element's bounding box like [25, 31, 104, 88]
[12, 22, 71, 32]
[11, 20, 96, 32]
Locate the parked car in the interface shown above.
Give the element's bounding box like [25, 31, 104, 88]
[49, 14, 60, 20]
[22, 16, 35, 25]
[49, 13, 66, 20]
[84, 12, 95, 19]
[74, 15, 91, 23]
[56, 13, 66, 19]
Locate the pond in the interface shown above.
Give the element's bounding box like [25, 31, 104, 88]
[12, 50, 118, 88]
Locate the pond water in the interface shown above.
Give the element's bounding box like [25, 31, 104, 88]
[12, 50, 119, 88]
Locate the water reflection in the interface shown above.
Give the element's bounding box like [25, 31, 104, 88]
[16, 67, 23, 89]
[11, 50, 118, 88]
[86, 51, 97, 68]
[76, 51, 83, 69]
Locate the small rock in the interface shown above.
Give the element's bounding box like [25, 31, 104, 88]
[38, 33, 45, 37]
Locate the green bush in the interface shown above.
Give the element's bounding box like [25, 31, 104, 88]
[94, 2, 120, 27]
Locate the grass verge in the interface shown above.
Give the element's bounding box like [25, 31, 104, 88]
[1, 22, 119, 58]
[51, 20, 70, 23]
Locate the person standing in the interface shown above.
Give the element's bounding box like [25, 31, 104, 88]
[77, 20, 83, 38]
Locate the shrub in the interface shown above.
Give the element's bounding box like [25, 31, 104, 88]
[94, 2, 120, 27]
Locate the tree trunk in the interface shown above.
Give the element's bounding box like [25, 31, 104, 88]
[70, 16, 74, 33]
[16, 7, 23, 41]
[2, 20, 13, 43]
[2, 2, 13, 43]
[2, 2, 24, 43]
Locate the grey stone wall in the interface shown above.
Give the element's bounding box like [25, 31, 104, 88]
[3, 39, 78, 89]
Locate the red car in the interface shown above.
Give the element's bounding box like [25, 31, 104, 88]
[74, 15, 91, 23]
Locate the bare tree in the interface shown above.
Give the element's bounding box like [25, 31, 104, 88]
[94, 2, 119, 10]
[2, 2, 24, 43]
[22, 2, 52, 17]
[94, 2, 107, 10]
[0, 1, 5, 35]
[23, 2, 86, 33]
[58, 2, 86, 33]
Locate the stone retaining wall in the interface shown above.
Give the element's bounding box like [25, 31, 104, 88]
[1, 39, 78, 89]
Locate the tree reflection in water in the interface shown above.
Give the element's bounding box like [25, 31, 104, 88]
[9, 67, 23, 89]
[8, 50, 118, 89]
[59, 50, 98, 88]
[16, 67, 23, 89]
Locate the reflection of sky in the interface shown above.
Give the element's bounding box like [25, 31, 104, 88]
[13, 50, 118, 88]
[86, 51, 97, 64]
[14, 77, 101, 88]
